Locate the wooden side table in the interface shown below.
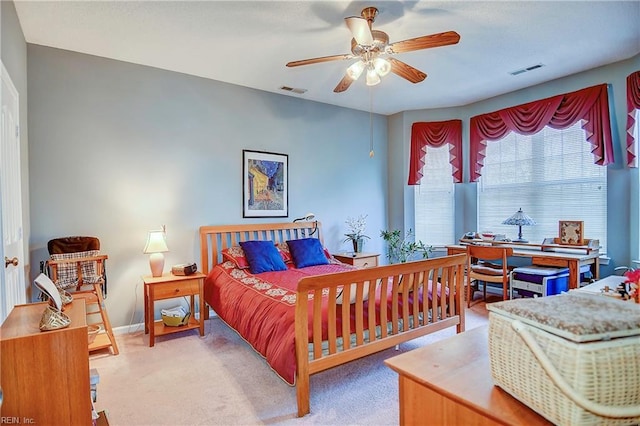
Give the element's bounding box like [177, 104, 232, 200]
[143, 272, 206, 347]
[333, 252, 380, 268]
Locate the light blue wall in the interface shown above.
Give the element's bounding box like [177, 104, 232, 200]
[393, 55, 640, 275]
[26, 45, 388, 327]
[6, 0, 639, 328]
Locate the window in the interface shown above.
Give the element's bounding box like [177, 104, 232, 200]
[635, 108, 640, 258]
[478, 122, 607, 251]
[414, 145, 455, 246]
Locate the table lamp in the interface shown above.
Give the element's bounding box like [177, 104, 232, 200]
[144, 227, 169, 277]
[501, 208, 536, 243]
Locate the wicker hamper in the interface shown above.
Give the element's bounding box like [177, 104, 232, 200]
[487, 292, 640, 425]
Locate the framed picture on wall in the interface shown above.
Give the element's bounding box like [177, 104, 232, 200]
[242, 150, 288, 218]
[558, 220, 584, 245]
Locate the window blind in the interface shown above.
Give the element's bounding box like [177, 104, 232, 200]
[415, 145, 455, 246]
[478, 122, 607, 251]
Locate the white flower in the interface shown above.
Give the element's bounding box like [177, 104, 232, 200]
[344, 214, 369, 240]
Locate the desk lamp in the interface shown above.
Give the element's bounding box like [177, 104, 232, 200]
[501, 208, 536, 243]
[293, 213, 318, 235]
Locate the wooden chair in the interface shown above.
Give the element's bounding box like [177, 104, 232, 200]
[466, 245, 513, 307]
[44, 236, 119, 355]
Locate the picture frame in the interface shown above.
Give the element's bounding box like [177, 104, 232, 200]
[242, 150, 288, 218]
[558, 220, 584, 245]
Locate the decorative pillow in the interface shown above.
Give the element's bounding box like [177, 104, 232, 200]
[323, 247, 332, 260]
[50, 250, 101, 290]
[276, 242, 293, 264]
[221, 246, 250, 269]
[239, 240, 287, 274]
[286, 238, 329, 268]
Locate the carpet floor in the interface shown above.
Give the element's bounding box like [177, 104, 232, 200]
[90, 301, 491, 425]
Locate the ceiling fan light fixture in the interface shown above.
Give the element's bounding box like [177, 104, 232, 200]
[373, 57, 391, 77]
[346, 61, 366, 80]
[365, 66, 381, 86]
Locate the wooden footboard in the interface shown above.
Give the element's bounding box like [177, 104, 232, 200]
[295, 254, 466, 417]
[199, 223, 465, 417]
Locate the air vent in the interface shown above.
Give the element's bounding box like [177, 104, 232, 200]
[280, 86, 307, 94]
[509, 63, 545, 76]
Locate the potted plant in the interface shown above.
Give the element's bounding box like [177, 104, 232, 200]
[343, 214, 370, 253]
[380, 229, 433, 264]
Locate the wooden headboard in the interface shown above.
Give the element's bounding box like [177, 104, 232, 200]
[199, 222, 322, 274]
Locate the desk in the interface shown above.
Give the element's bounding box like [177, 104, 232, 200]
[447, 244, 599, 290]
[385, 326, 551, 425]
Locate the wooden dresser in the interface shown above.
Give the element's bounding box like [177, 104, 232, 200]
[385, 326, 551, 425]
[1, 300, 92, 425]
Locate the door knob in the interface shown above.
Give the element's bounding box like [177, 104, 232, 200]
[5, 257, 18, 268]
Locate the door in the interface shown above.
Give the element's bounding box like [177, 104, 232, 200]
[1, 62, 26, 323]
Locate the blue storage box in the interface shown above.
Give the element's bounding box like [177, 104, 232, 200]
[510, 265, 591, 298]
[510, 266, 569, 298]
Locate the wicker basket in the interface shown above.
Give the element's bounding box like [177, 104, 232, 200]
[487, 292, 640, 425]
[39, 305, 71, 331]
[161, 311, 190, 327]
[87, 324, 101, 343]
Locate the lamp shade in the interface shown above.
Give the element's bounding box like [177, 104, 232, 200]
[501, 208, 536, 243]
[144, 230, 168, 277]
[143, 231, 168, 254]
[501, 208, 536, 226]
[292, 213, 318, 236]
[365, 66, 381, 86]
[293, 213, 315, 222]
[346, 61, 365, 80]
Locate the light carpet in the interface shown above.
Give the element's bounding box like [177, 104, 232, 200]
[90, 303, 489, 425]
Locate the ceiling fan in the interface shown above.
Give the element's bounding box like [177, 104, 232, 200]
[286, 6, 460, 93]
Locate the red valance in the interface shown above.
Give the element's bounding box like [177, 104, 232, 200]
[626, 70, 640, 168]
[408, 120, 462, 185]
[469, 84, 614, 182]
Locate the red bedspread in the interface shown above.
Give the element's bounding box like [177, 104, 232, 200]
[205, 260, 443, 385]
[205, 261, 355, 385]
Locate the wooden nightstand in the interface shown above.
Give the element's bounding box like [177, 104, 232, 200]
[333, 252, 380, 268]
[143, 272, 206, 347]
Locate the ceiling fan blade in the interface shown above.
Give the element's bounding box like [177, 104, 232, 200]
[388, 31, 460, 54]
[345, 16, 373, 46]
[388, 58, 427, 83]
[286, 54, 353, 68]
[333, 74, 355, 93]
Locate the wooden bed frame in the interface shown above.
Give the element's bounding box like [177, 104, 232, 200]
[199, 222, 466, 417]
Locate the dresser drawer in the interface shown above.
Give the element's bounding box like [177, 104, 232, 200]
[151, 279, 200, 299]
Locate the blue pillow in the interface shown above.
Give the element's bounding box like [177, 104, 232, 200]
[239, 240, 287, 274]
[286, 238, 329, 268]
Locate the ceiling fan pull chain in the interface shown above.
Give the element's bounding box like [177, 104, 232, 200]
[369, 87, 375, 158]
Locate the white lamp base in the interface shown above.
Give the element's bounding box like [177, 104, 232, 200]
[149, 252, 165, 277]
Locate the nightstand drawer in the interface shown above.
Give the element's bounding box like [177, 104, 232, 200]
[333, 253, 380, 269]
[352, 257, 378, 268]
[152, 279, 200, 299]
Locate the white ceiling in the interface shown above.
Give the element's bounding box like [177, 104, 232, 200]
[13, 1, 640, 115]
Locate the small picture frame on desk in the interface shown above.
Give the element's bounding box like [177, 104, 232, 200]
[559, 220, 584, 245]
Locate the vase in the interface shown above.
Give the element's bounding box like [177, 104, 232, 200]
[352, 238, 363, 253]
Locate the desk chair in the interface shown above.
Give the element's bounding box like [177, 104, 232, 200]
[42, 236, 119, 355]
[466, 245, 513, 307]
